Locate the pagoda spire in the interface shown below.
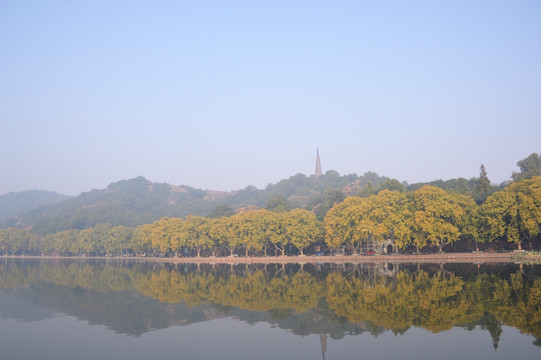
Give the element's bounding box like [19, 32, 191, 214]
[315, 149, 323, 177]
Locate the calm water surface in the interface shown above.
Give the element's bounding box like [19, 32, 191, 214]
[0, 259, 540, 360]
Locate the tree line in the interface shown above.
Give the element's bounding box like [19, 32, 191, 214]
[1, 176, 540, 256]
[325, 176, 541, 253]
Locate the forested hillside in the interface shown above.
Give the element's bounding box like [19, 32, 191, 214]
[9, 177, 215, 233]
[3, 172, 387, 234]
[0, 190, 71, 220]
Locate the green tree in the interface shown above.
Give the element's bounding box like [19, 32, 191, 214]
[512, 153, 541, 181]
[358, 182, 377, 198]
[207, 205, 235, 218]
[314, 188, 345, 221]
[473, 164, 492, 204]
[377, 178, 406, 193]
[266, 195, 291, 212]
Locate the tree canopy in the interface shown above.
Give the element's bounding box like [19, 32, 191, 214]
[512, 153, 541, 181]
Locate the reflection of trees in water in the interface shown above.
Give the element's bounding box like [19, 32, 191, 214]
[0, 259, 540, 344]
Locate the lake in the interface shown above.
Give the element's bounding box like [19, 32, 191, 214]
[0, 259, 540, 360]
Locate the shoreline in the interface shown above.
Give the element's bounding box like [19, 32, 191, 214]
[0, 252, 517, 264]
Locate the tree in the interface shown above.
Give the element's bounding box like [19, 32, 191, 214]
[453, 178, 472, 195]
[167, 218, 187, 255]
[105, 225, 134, 255]
[365, 190, 413, 250]
[42, 229, 78, 255]
[281, 209, 323, 256]
[76, 224, 111, 255]
[314, 188, 346, 221]
[512, 153, 541, 181]
[473, 164, 492, 204]
[260, 211, 281, 256]
[178, 216, 212, 257]
[132, 223, 153, 255]
[228, 210, 268, 256]
[481, 176, 541, 250]
[146, 218, 177, 254]
[0, 228, 30, 255]
[266, 195, 291, 212]
[207, 217, 231, 256]
[207, 205, 235, 218]
[324, 197, 368, 253]
[270, 212, 291, 256]
[377, 178, 406, 193]
[358, 182, 377, 198]
[410, 186, 475, 253]
[223, 214, 245, 256]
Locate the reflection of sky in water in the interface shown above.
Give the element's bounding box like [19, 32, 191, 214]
[0, 290, 64, 322]
[334, 327, 539, 360]
[0, 315, 539, 360]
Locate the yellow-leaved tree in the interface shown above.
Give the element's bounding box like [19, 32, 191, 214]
[364, 190, 413, 250]
[481, 176, 541, 250]
[281, 208, 323, 256]
[324, 196, 367, 253]
[411, 186, 476, 253]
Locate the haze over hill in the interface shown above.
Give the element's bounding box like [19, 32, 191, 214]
[0, 190, 71, 220]
[2, 152, 538, 235]
[1, 171, 388, 234]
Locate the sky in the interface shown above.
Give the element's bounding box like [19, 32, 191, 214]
[1, 0, 540, 196]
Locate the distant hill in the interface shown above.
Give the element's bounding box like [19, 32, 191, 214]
[11, 176, 215, 233]
[4, 172, 388, 234]
[221, 170, 386, 209]
[0, 190, 71, 220]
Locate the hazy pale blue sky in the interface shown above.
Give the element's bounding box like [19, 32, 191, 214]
[1, 0, 540, 195]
